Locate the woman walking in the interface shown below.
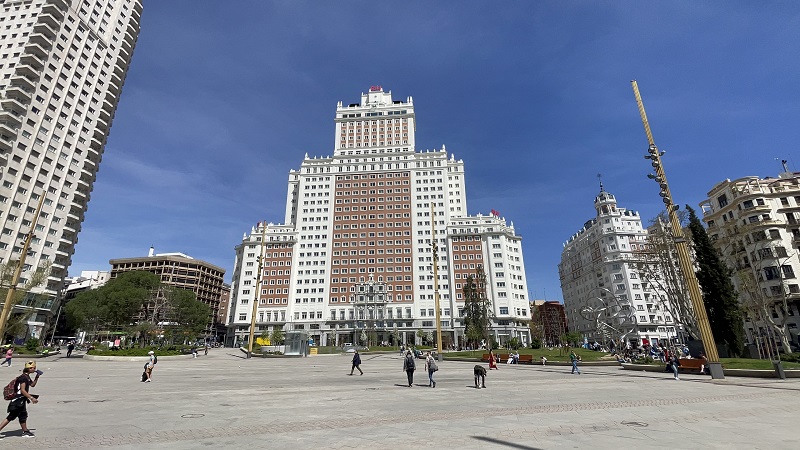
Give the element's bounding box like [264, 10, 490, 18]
[402, 350, 416, 387]
[488, 349, 498, 370]
[0, 347, 12, 367]
[425, 351, 438, 388]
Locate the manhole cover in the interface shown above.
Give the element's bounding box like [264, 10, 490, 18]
[182, 414, 205, 419]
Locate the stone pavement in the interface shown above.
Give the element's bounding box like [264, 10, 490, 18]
[0, 350, 797, 449]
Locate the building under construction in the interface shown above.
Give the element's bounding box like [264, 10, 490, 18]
[530, 300, 568, 346]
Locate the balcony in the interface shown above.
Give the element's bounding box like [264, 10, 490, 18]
[37, 12, 60, 29]
[19, 53, 43, 70]
[0, 96, 26, 113]
[15, 64, 41, 81]
[0, 134, 13, 152]
[0, 111, 22, 128]
[10, 75, 35, 91]
[123, 29, 136, 48]
[40, 3, 64, 20]
[29, 32, 54, 48]
[24, 43, 49, 60]
[32, 22, 57, 39]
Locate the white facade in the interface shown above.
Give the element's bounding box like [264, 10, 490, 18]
[700, 171, 800, 351]
[0, 0, 142, 315]
[559, 188, 677, 347]
[227, 87, 531, 348]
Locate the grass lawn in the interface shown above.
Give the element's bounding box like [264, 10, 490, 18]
[446, 347, 610, 362]
[623, 357, 800, 370]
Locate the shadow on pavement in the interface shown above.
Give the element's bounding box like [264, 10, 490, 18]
[471, 436, 542, 449]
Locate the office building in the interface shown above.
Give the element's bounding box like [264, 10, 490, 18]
[227, 87, 531, 348]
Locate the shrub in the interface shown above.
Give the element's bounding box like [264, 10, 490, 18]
[530, 338, 542, 349]
[24, 338, 39, 352]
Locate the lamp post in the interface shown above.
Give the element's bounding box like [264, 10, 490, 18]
[632, 81, 724, 379]
[431, 203, 443, 361]
[247, 222, 268, 359]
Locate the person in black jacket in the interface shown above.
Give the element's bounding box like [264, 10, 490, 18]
[349, 349, 363, 375]
[402, 350, 416, 387]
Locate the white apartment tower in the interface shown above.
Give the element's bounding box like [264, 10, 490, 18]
[0, 1, 142, 323]
[559, 186, 677, 347]
[700, 169, 800, 351]
[227, 87, 531, 348]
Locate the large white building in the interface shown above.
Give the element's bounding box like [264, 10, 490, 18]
[700, 169, 800, 352]
[227, 86, 531, 348]
[0, 0, 142, 332]
[559, 187, 678, 347]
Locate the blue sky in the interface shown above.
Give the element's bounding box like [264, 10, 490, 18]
[69, 1, 800, 302]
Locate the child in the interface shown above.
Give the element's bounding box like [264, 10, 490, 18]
[541, 356, 547, 366]
[474, 365, 487, 389]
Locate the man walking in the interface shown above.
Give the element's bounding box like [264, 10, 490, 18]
[569, 350, 581, 375]
[145, 351, 157, 382]
[349, 349, 363, 375]
[424, 351, 437, 387]
[66, 342, 75, 358]
[402, 350, 416, 387]
[0, 361, 42, 438]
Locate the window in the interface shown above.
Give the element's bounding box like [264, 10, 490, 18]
[499, 307, 508, 315]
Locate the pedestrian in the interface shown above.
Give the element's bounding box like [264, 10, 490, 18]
[204, 345, 209, 356]
[191, 347, 198, 359]
[488, 349, 498, 370]
[474, 364, 487, 388]
[569, 350, 581, 375]
[145, 350, 157, 382]
[349, 349, 363, 375]
[424, 351, 437, 388]
[402, 350, 416, 387]
[66, 342, 75, 358]
[669, 354, 681, 380]
[698, 353, 708, 375]
[0, 347, 12, 367]
[540, 356, 547, 366]
[0, 361, 42, 438]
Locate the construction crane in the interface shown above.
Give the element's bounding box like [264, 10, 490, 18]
[630, 80, 724, 379]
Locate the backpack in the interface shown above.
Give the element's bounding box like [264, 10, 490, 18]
[153, 355, 157, 365]
[3, 377, 18, 400]
[429, 359, 438, 372]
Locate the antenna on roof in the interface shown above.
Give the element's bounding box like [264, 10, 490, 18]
[597, 173, 604, 192]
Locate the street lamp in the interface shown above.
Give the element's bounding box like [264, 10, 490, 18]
[431, 203, 443, 361]
[632, 81, 724, 379]
[247, 222, 268, 359]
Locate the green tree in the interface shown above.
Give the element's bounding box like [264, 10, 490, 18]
[560, 331, 582, 348]
[165, 287, 210, 341]
[462, 266, 491, 349]
[270, 327, 285, 345]
[687, 206, 745, 357]
[0, 260, 51, 343]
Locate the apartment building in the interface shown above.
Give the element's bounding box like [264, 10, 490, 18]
[0, 0, 142, 331]
[559, 187, 677, 347]
[110, 248, 226, 339]
[700, 169, 800, 350]
[226, 86, 531, 348]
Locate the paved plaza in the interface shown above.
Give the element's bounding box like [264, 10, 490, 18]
[0, 350, 796, 449]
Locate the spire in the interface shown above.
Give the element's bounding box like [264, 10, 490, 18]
[597, 173, 604, 193]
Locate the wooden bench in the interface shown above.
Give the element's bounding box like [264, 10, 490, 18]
[678, 358, 705, 373]
[518, 355, 533, 364]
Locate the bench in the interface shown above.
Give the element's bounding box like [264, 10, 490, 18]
[678, 358, 706, 373]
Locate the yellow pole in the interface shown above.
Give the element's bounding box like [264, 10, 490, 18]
[431, 203, 443, 361]
[0, 192, 47, 339]
[631, 80, 723, 379]
[247, 222, 268, 358]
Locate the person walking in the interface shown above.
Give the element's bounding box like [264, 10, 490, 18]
[669, 354, 681, 380]
[66, 342, 75, 358]
[488, 349, 498, 370]
[569, 350, 581, 375]
[0, 361, 42, 438]
[145, 350, 157, 382]
[349, 349, 363, 375]
[424, 351, 437, 388]
[204, 345, 209, 356]
[0, 347, 12, 367]
[402, 350, 416, 387]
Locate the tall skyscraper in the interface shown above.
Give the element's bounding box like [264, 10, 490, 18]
[560, 187, 678, 347]
[227, 87, 531, 348]
[0, 1, 142, 332]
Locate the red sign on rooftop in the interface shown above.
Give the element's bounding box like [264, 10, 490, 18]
[369, 85, 382, 92]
